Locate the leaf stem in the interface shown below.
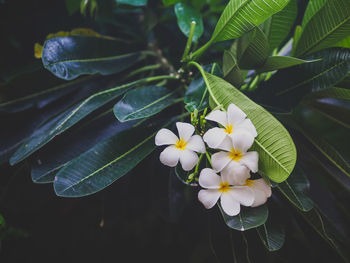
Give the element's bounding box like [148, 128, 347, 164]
[182, 21, 197, 61]
[190, 39, 212, 61]
[206, 152, 212, 166]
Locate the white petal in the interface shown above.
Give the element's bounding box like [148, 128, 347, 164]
[230, 131, 255, 153]
[230, 187, 255, 206]
[176, 122, 195, 141]
[198, 189, 221, 209]
[211, 152, 232, 172]
[179, 149, 198, 171]
[227, 104, 246, 126]
[236, 119, 257, 138]
[159, 145, 180, 167]
[199, 168, 221, 189]
[239, 151, 259, 172]
[205, 110, 228, 127]
[252, 178, 272, 197]
[221, 162, 251, 186]
[251, 189, 268, 207]
[203, 127, 227, 149]
[216, 136, 234, 152]
[155, 128, 178, 146]
[187, 135, 206, 153]
[220, 192, 240, 216]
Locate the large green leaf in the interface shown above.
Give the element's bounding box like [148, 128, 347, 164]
[219, 204, 268, 231]
[174, 3, 204, 42]
[264, 0, 297, 52]
[236, 27, 269, 69]
[261, 48, 350, 110]
[257, 56, 314, 73]
[191, 65, 297, 183]
[222, 50, 244, 88]
[301, 0, 327, 28]
[191, 0, 290, 59]
[210, 0, 290, 43]
[277, 166, 313, 212]
[53, 120, 162, 197]
[303, 99, 350, 129]
[295, 0, 350, 57]
[10, 76, 170, 165]
[334, 36, 350, 48]
[42, 36, 146, 80]
[257, 216, 285, 251]
[114, 86, 180, 122]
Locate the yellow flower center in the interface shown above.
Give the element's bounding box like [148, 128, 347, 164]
[224, 124, 233, 134]
[244, 179, 254, 187]
[229, 149, 242, 161]
[219, 182, 230, 193]
[175, 138, 187, 150]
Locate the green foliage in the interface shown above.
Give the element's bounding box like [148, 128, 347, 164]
[174, 3, 204, 42]
[257, 215, 285, 251]
[117, 0, 147, 6]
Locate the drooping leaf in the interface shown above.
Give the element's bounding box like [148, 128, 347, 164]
[295, 0, 350, 57]
[219, 204, 268, 231]
[257, 56, 315, 73]
[117, 0, 147, 6]
[10, 77, 167, 165]
[31, 111, 134, 183]
[174, 3, 204, 42]
[260, 48, 350, 110]
[114, 86, 180, 122]
[257, 216, 285, 251]
[42, 36, 146, 80]
[264, 0, 297, 52]
[193, 67, 297, 183]
[277, 166, 314, 212]
[236, 27, 269, 69]
[53, 120, 164, 197]
[222, 50, 243, 88]
[303, 98, 350, 129]
[301, 0, 327, 28]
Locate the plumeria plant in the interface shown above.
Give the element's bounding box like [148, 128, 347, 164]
[1, 0, 350, 261]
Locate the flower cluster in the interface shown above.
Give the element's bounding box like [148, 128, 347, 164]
[155, 104, 271, 216]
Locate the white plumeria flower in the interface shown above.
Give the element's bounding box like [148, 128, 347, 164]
[155, 122, 205, 171]
[203, 104, 257, 149]
[244, 178, 272, 207]
[211, 130, 258, 174]
[198, 168, 254, 216]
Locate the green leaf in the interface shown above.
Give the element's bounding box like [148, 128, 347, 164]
[42, 36, 146, 80]
[219, 204, 268, 231]
[162, 0, 179, 6]
[295, 0, 350, 57]
[301, 0, 327, 28]
[236, 27, 269, 69]
[65, 0, 81, 15]
[53, 120, 162, 197]
[174, 3, 204, 42]
[192, 67, 297, 183]
[10, 76, 169, 165]
[209, 0, 290, 43]
[0, 214, 6, 228]
[262, 48, 350, 110]
[257, 216, 285, 251]
[222, 50, 243, 88]
[277, 166, 313, 211]
[257, 56, 315, 73]
[114, 86, 180, 122]
[264, 0, 297, 52]
[334, 36, 350, 48]
[303, 87, 350, 101]
[184, 64, 220, 112]
[303, 99, 350, 129]
[284, 116, 350, 178]
[117, 0, 147, 6]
